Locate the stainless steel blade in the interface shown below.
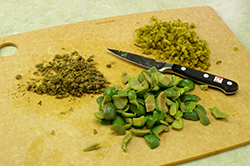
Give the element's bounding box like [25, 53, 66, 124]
[106, 48, 173, 71]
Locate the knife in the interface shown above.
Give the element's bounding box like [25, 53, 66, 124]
[106, 48, 238, 95]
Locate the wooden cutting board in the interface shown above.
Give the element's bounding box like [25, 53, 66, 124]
[0, 6, 250, 166]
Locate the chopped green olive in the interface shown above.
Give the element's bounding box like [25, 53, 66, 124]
[112, 115, 126, 126]
[181, 94, 201, 103]
[103, 102, 117, 120]
[132, 116, 146, 128]
[94, 112, 104, 119]
[194, 108, 210, 126]
[121, 112, 137, 118]
[183, 111, 199, 121]
[112, 95, 128, 109]
[103, 87, 118, 99]
[174, 110, 183, 120]
[210, 107, 229, 119]
[116, 105, 130, 113]
[121, 133, 132, 153]
[153, 110, 166, 123]
[98, 119, 111, 125]
[152, 124, 169, 140]
[170, 102, 177, 116]
[196, 104, 207, 115]
[121, 71, 129, 84]
[96, 96, 104, 104]
[123, 123, 133, 130]
[110, 124, 126, 135]
[172, 118, 184, 129]
[130, 103, 146, 116]
[165, 87, 179, 99]
[130, 129, 151, 136]
[128, 90, 139, 108]
[145, 114, 158, 129]
[178, 79, 195, 90]
[200, 84, 208, 91]
[165, 114, 175, 124]
[186, 101, 197, 113]
[155, 91, 168, 113]
[129, 77, 142, 90]
[144, 134, 160, 149]
[158, 74, 172, 87]
[83, 142, 101, 152]
[145, 95, 156, 112]
[159, 120, 169, 126]
[136, 80, 149, 97]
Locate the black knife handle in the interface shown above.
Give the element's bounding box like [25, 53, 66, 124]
[171, 64, 238, 95]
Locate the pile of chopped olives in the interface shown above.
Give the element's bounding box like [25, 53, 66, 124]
[26, 51, 109, 98]
[93, 67, 229, 151]
[134, 16, 211, 70]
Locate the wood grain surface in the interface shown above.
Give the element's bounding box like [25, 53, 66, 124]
[0, 6, 249, 166]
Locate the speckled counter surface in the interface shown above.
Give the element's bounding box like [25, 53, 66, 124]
[0, 0, 250, 165]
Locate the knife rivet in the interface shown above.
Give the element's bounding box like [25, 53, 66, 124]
[227, 81, 233, 86]
[181, 67, 186, 71]
[203, 74, 209, 78]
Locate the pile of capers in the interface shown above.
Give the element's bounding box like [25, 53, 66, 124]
[26, 51, 109, 98]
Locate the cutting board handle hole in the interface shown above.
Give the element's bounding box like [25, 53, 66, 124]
[0, 43, 18, 57]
